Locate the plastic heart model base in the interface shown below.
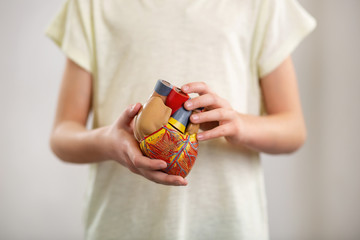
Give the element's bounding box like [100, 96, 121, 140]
[134, 80, 200, 178]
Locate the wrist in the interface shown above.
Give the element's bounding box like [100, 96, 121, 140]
[236, 113, 251, 145]
[95, 125, 117, 161]
[226, 112, 250, 146]
[79, 125, 114, 162]
[222, 112, 255, 151]
[97, 124, 135, 164]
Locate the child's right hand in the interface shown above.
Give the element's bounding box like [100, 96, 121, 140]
[50, 58, 187, 186]
[104, 103, 188, 186]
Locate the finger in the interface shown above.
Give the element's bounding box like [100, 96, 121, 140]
[132, 155, 168, 170]
[184, 94, 231, 111]
[142, 170, 188, 186]
[181, 82, 214, 95]
[196, 124, 233, 141]
[190, 108, 236, 124]
[117, 103, 142, 128]
[130, 105, 143, 131]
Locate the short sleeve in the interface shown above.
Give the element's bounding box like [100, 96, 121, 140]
[45, 0, 93, 73]
[256, 0, 316, 78]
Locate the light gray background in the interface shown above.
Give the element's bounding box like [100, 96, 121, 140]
[0, 0, 359, 239]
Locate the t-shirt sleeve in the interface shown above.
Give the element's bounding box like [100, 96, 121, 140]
[45, 0, 93, 73]
[256, 0, 316, 78]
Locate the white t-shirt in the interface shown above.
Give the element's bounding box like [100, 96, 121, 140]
[46, 0, 316, 239]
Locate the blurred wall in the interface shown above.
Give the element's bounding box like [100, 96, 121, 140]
[0, 0, 359, 240]
[263, 0, 360, 239]
[0, 1, 88, 239]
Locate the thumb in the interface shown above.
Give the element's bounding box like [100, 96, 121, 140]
[117, 103, 142, 128]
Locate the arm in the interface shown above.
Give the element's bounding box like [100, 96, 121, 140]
[182, 56, 306, 154]
[50, 58, 187, 186]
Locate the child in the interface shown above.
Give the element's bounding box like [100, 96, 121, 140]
[46, 0, 316, 239]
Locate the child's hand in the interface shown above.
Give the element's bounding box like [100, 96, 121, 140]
[181, 82, 243, 145]
[105, 103, 188, 186]
[181, 57, 307, 154]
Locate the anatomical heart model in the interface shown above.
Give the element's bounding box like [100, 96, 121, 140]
[133, 80, 200, 177]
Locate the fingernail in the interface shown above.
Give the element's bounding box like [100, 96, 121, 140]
[175, 181, 186, 186]
[130, 104, 135, 112]
[160, 162, 168, 168]
[197, 133, 204, 140]
[191, 114, 199, 121]
[185, 101, 192, 108]
[182, 85, 189, 92]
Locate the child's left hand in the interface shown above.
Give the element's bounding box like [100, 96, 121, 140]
[181, 58, 307, 154]
[181, 82, 243, 145]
